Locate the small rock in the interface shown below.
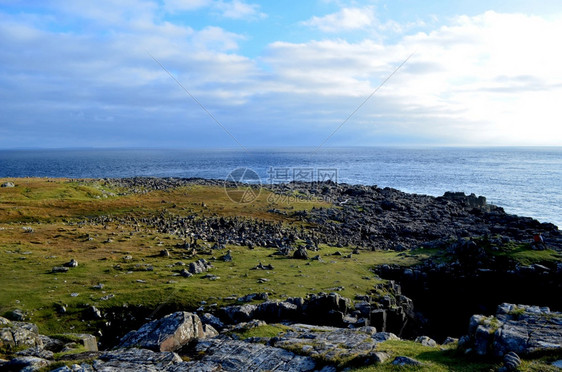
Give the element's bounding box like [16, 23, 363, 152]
[392, 356, 422, 366]
[8, 309, 25, 321]
[92, 283, 104, 290]
[221, 250, 233, 262]
[442, 337, 458, 345]
[160, 249, 170, 257]
[415, 335, 437, 347]
[63, 259, 78, 268]
[293, 247, 308, 259]
[503, 351, 521, 371]
[1, 182, 15, 187]
[52, 266, 69, 273]
[180, 269, 193, 278]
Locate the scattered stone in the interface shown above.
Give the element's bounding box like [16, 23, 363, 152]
[7, 309, 25, 321]
[252, 262, 274, 270]
[257, 278, 269, 283]
[117, 312, 216, 352]
[52, 266, 69, 273]
[87, 306, 103, 320]
[220, 249, 233, 262]
[92, 283, 104, 290]
[293, 246, 308, 259]
[188, 258, 212, 274]
[392, 356, 422, 366]
[415, 335, 437, 347]
[202, 274, 220, 280]
[22, 226, 34, 233]
[70, 293, 79, 297]
[1, 182, 15, 187]
[179, 269, 192, 278]
[442, 337, 458, 345]
[63, 259, 78, 268]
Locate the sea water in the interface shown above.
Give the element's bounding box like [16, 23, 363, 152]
[0, 147, 560, 227]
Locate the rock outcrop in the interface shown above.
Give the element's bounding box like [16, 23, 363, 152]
[117, 311, 217, 352]
[460, 303, 562, 357]
[0, 316, 43, 352]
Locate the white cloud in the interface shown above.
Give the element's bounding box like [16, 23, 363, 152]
[1, 3, 562, 147]
[302, 7, 375, 33]
[215, 0, 266, 20]
[163, 0, 211, 12]
[163, 0, 265, 20]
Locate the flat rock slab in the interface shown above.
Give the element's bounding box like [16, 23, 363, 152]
[270, 324, 396, 366]
[181, 338, 318, 371]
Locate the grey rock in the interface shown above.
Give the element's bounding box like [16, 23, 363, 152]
[415, 335, 437, 347]
[188, 258, 213, 274]
[221, 249, 233, 262]
[52, 266, 69, 273]
[372, 332, 400, 342]
[293, 246, 308, 259]
[442, 337, 458, 345]
[200, 313, 224, 331]
[1, 182, 15, 187]
[160, 249, 170, 257]
[392, 356, 422, 366]
[8, 309, 25, 321]
[40, 335, 65, 352]
[0, 318, 42, 351]
[2, 356, 51, 371]
[182, 338, 317, 371]
[462, 303, 562, 357]
[117, 311, 214, 352]
[179, 268, 192, 277]
[63, 259, 79, 268]
[92, 348, 183, 371]
[16, 346, 54, 359]
[503, 351, 521, 371]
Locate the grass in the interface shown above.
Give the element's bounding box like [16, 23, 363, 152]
[352, 340, 498, 371]
[0, 178, 419, 337]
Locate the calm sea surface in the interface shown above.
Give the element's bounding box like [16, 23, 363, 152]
[0, 147, 560, 227]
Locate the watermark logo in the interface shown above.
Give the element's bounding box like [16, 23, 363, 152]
[267, 167, 338, 184]
[224, 167, 261, 203]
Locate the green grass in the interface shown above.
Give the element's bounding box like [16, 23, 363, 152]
[231, 324, 290, 339]
[0, 178, 421, 337]
[352, 340, 497, 371]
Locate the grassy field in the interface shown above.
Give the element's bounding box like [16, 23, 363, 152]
[0, 178, 422, 335]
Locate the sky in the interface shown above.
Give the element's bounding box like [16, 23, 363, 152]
[1, 0, 562, 149]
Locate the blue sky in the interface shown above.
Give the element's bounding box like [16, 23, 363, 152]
[1, 0, 562, 148]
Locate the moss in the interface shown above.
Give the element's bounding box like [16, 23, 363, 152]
[230, 324, 290, 339]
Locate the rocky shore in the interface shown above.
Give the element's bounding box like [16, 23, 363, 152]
[1, 177, 561, 371]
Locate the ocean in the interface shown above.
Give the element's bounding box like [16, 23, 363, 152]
[0, 147, 560, 227]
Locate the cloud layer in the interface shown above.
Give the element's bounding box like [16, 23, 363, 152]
[0, 1, 561, 148]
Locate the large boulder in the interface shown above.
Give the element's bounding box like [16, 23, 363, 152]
[0, 317, 43, 352]
[117, 312, 217, 352]
[461, 303, 562, 357]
